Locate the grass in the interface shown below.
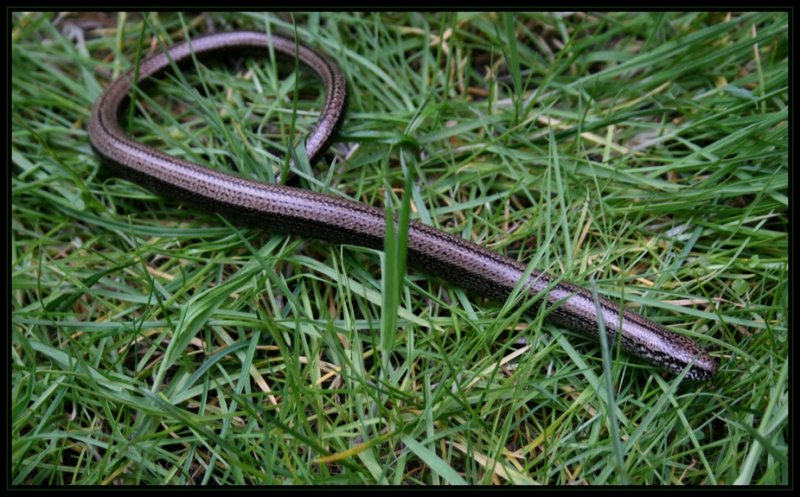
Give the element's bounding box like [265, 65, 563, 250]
[11, 11, 788, 485]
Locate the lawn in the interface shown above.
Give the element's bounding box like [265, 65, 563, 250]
[11, 11, 788, 485]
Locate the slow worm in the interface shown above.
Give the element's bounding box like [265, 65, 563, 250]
[88, 31, 717, 380]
